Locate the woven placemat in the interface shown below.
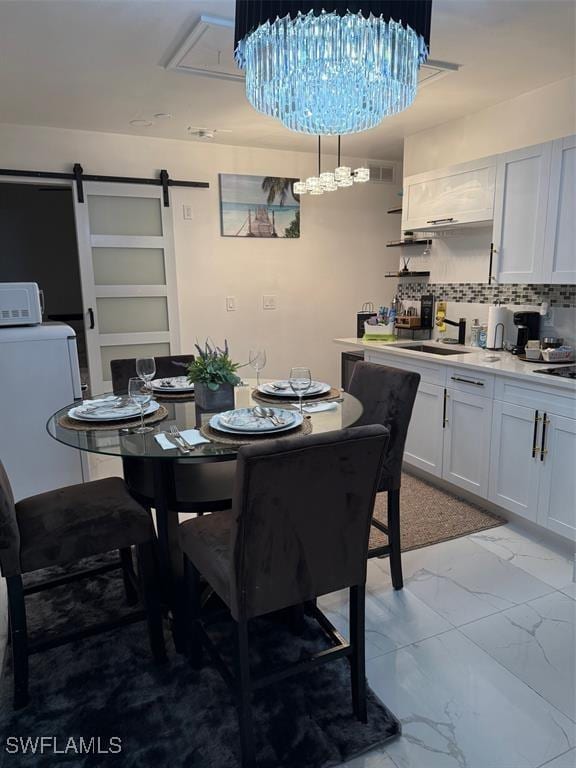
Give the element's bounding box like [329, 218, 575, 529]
[200, 418, 312, 446]
[152, 390, 195, 402]
[251, 386, 342, 405]
[58, 405, 169, 432]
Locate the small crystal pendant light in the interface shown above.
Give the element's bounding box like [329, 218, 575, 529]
[353, 167, 371, 183]
[320, 172, 338, 192]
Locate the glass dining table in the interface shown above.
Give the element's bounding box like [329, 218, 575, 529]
[47, 380, 364, 648]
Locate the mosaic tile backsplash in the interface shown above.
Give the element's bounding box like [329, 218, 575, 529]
[395, 283, 576, 308]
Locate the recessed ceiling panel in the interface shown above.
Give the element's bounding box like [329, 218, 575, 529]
[165, 15, 243, 82]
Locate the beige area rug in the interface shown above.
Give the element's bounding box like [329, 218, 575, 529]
[369, 471, 505, 554]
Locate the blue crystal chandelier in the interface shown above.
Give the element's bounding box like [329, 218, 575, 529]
[234, 1, 432, 135]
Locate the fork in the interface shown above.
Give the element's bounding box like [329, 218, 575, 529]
[168, 425, 192, 453]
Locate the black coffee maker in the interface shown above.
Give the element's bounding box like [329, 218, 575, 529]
[511, 311, 540, 355]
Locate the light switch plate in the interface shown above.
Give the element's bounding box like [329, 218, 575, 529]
[226, 296, 236, 311]
[263, 294, 277, 310]
[183, 205, 193, 220]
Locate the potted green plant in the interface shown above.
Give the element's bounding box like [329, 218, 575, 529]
[187, 339, 241, 411]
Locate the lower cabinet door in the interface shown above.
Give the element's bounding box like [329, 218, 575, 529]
[442, 389, 493, 497]
[489, 401, 541, 521]
[537, 413, 576, 539]
[404, 382, 444, 477]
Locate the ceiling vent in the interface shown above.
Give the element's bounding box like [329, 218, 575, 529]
[366, 162, 397, 184]
[165, 18, 460, 87]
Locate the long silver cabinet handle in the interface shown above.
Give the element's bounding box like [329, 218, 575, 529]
[450, 376, 485, 387]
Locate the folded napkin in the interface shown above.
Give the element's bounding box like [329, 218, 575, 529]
[154, 429, 210, 450]
[80, 396, 119, 407]
[75, 396, 139, 418]
[302, 402, 338, 414]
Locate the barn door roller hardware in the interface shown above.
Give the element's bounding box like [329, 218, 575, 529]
[0, 165, 209, 206]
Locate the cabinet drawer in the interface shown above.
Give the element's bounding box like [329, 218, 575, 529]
[494, 377, 576, 418]
[365, 351, 446, 386]
[446, 367, 494, 398]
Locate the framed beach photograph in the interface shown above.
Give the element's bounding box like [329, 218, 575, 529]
[219, 174, 300, 238]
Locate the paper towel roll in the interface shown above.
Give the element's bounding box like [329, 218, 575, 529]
[487, 305, 509, 350]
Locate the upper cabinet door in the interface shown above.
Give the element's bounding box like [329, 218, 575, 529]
[493, 142, 552, 284]
[402, 158, 497, 232]
[543, 135, 576, 284]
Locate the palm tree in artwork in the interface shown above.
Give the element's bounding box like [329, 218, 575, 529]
[261, 177, 299, 205]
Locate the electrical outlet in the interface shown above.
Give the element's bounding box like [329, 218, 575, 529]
[225, 296, 236, 312]
[263, 295, 277, 310]
[183, 205, 193, 220]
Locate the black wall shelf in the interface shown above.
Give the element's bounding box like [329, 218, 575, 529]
[385, 270, 431, 278]
[387, 206, 403, 214]
[386, 239, 429, 248]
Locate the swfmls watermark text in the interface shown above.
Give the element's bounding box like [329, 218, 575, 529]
[5, 736, 122, 756]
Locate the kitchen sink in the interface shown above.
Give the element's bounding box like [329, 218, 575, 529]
[396, 344, 471, 356]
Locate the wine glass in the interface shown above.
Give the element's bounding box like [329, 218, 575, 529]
[136, 357, 156, 390]
[128, 377, 153, 433]
[289, 367, 312, 415]
[249, 348, 267, 388]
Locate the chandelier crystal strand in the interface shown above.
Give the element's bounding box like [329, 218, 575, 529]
[236, 10, 426, 135]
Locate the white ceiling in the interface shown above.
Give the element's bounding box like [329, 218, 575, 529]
[0, 0, 574, 160]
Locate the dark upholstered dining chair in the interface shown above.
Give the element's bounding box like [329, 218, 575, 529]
[0, 460, 165, 709]
[347, 362, 421, 590]
[110, 355, 235, 515]
[179, 425, 390, 768]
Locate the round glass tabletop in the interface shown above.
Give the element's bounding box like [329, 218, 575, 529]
[47, 380, 364, 463]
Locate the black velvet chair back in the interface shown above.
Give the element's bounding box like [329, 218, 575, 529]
[110, 354, 194, 394]
[0, 460, 20, 578]
[348, 362, 420, 492]
[227, 425, 389, 620]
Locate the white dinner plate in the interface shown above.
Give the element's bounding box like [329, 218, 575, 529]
[209, 408, 303, 435]
[151, 376, 194, 392]
[258, 380, 331, 398]
[68, 400, 160, 422]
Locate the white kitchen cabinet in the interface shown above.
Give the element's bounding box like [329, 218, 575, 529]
[402, 157, 497, 232]
[489, 400, 576, 539]
[489, 401, 541, 522]
[443, 389, 493, 497]
[537, 413, 576, 538]
[493, 142, 553, 284]
[404, 382, 444, 477]
[544, 135, 576, 284]
[361, 347, 575, 540]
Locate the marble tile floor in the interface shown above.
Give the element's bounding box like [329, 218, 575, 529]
[83, 457, 576, 767]
[323, 526, 576, 768]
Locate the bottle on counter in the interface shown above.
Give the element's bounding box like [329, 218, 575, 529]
[479, 324, 488, 349]
[470, 319, 481, 347]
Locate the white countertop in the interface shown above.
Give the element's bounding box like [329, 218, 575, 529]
[334, 338, 576, 392]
